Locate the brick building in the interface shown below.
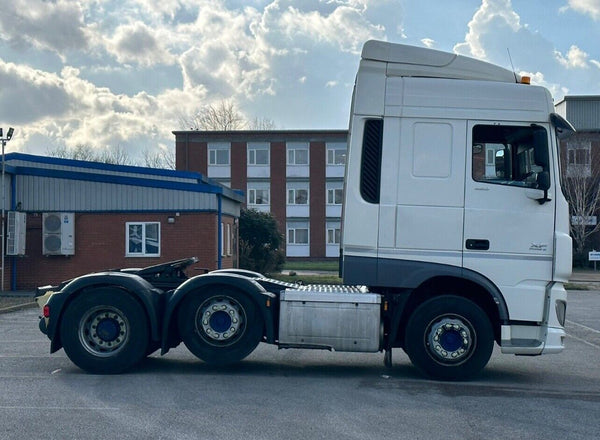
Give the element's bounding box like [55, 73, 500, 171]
[555, 96, 600, 255]
[2, 153, 243, 290]
[174, 130, 348, 259]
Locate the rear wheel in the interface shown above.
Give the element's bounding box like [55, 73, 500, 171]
[59, 288, 149, 374]
[177, 287, 263, 365]
[404, 295, 493, 380]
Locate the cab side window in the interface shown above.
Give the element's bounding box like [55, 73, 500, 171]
[472, 125, 549, 188]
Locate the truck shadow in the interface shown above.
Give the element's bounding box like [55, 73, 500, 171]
[132, 357, 600, 402]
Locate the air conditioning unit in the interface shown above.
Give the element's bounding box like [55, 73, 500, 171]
[43, 213, 75, 256]
[6, 211, 26, 256]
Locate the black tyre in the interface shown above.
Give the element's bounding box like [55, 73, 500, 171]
[59, 288, 149, 374]
[177, 287, 263, 365]
[404, 295, 494, 381]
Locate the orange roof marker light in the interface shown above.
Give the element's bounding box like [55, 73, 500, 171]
[520, 76, 531, 85]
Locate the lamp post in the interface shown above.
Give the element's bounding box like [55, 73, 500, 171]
[1, 127, 14, 292]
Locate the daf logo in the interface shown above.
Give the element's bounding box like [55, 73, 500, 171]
[530, 243, 548, 252]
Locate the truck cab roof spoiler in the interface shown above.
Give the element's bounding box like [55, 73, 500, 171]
[361, 40, 518, 83]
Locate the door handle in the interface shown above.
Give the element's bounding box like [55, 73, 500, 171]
[466, 239, 489, 250]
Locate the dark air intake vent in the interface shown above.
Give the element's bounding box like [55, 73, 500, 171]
[360, 119, 383, 204]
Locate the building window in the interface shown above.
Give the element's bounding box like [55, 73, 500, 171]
[288, 227, 309, 244]
[209, 147, 230, 165]
[327, 148, 346, 165]
[287, 188, 309, 205]
[327, 227, 341, 244]
[248, 188, 270, 205]
[248, 145, 269, 165]
[287, 147, 309, 165]
[567, 140, 591, 177]
[126, 222, 160, 257]
[327, 188, 343, 205]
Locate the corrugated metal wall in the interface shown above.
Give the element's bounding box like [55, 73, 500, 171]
[558, 98, 600, 130]
[15, 175, 218, 212]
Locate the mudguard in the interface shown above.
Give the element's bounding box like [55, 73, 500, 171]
[161, 273, 277, 355]
[43, 272, 164, 353]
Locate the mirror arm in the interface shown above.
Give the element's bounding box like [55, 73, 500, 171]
[536, 189, 551, 205]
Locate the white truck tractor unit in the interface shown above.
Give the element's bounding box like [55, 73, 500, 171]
[37, 40, 574, 380]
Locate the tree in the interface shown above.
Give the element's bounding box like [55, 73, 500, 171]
[239, 208, 285, 274]
[46, 144, 133, 165]
[97, 145, 134, 165]
[563, 164, 600, 265]
[48, 144, 97, 161]
[179, 99, 275, 131]
[142, 148, 176, 169]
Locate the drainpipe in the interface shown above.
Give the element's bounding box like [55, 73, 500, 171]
[217, 193, 222, 269]
[10, 174, 16, 291]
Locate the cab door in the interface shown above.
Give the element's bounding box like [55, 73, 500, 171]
[463, 121, 555, 322]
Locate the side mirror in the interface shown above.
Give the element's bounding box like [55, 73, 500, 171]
[536, 171, 551, 204]
[537, 170, 550, 191]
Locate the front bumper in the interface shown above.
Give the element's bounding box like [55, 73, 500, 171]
[501, 282, 567, 355]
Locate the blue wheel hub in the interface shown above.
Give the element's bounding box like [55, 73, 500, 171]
[197, 297, 244, 342]
[209, 311, 233, 333]
[80, 307, 129, 356]
[96, 318, 120, 341]
[439, 329, 463, 352]
[427, 317, 473, 363]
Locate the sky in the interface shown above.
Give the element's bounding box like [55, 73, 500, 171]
[1, 0, 600, 162]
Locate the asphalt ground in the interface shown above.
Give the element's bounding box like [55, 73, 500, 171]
[1, 289, 599, 440]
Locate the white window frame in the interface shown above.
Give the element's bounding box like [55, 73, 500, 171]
[287, 227, 309, 245]
[327, 148, 346, 165]
[220, 223, 232, 257]
[327, 227, 341, 244]
[327, 188, 343, 205]
[287, 147, 309, 165]
[248, 188, 270, 205]
[221, 223, 225, 257]
[126, 222, 160, 257]
[248, 146, 269, 165]
[208, 147, 230, 166]
[287, 188, 309, 205]
[226, 223, 232, 256]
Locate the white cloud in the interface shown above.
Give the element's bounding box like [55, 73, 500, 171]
[0, 61, 71, 124]
[273, 3, 385, 54]
[454, 0, 521, 60]
[0, 0, 90, 55]
[0, 58, 208, 156]
[0, 0, 398, 155]
[566, 0, 600, 20]
[105, 22, 176, 67]
[451, 0, 598, 103]
[555, 45, 590, 69]
[421, 38, 435, 48]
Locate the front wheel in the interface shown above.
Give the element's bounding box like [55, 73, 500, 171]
[177, 288, 263, 365]
[404, 295, 494, 381]
[59, 288, 150, 374]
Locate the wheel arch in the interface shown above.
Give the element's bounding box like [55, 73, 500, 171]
[47, 273, 162, 353]
[396, 272, 508, 346]
[161, 273, 276, 355]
